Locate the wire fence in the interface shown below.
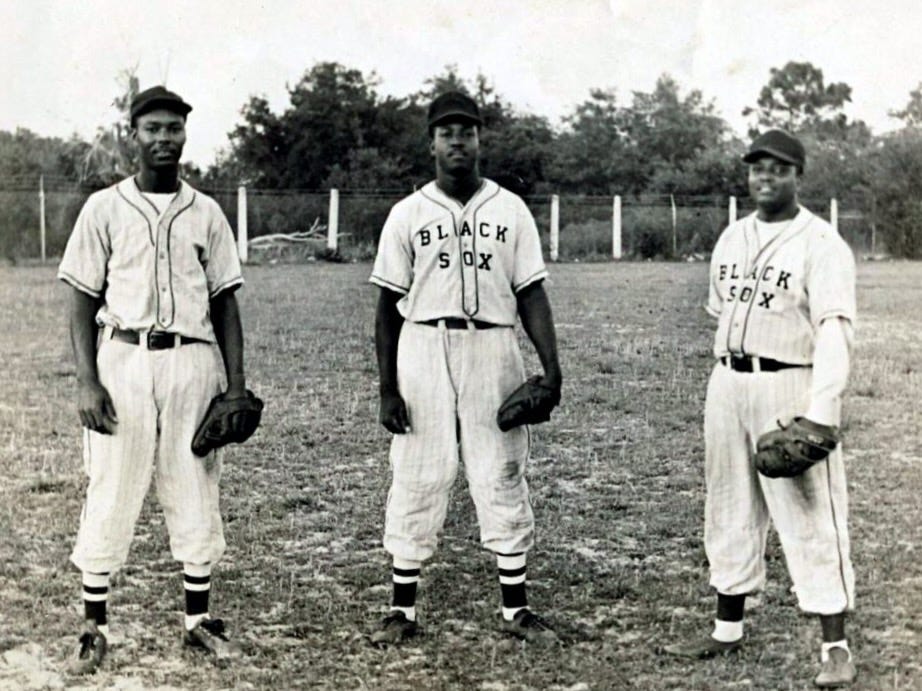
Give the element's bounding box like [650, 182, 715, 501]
[0, 177, 877, 262]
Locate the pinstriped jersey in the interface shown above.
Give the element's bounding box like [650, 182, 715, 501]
[58, 177, 243, 342]
[369, 179, 547, 326]
[707, 206, 856, 363]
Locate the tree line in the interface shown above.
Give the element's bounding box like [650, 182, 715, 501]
[2, 61, 922, 257]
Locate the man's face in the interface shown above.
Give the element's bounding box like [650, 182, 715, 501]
[748, 155, 799, 214]
[132, 109, 186, 169]
[430, 120, 480, 175]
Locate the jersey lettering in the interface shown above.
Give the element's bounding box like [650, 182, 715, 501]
[370, 180, 549, 325]
[776, 271, 791, 289]
[758, 292, 775, 308]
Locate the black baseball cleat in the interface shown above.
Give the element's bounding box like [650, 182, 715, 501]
[68, 621, 107, 675]
[501, 609, 559, 645]
[183, 617, 242, 668]
[370, 610, 419, 647]
[661, 633, 743, 658]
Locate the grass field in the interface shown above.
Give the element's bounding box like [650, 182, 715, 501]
[0, 260, 920, 690]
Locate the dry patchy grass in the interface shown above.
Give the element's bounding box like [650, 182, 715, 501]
[0, 260, 919, 690]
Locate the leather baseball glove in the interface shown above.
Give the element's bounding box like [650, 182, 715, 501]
[192, 390, 264, 457]
[496, 375, 561, 432]
[754, 417, 839, 478]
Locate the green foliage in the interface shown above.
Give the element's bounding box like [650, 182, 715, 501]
[743, 61, 853, 135]
[869, 128, 922, 258]
[889, 82, 922, 127]
[80, 68, 140, 186]
[550, 76, 731, 196]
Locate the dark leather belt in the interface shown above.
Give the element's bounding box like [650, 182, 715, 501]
[419, 318, 499, 330]
[110, 328, 208, 350]
[721, 355, 810, 373]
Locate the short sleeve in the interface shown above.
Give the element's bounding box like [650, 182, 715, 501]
[204, 202, 244, 297]
[370, 204, 413, 294]
[807, 236, 856, 327]
[58, 194, 110, 297]
[512, 199, 548, 291]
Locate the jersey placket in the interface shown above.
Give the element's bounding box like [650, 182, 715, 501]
[154, 195, 193, 330]
[735, 213, 811, 356]
[458, 205, 479, 317]
[153, 216, 172, 329]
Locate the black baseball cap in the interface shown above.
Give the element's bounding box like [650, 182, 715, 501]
[427, 91, 482, 129]
[130, 86, 193, 122]
[742, 129, 805, 169]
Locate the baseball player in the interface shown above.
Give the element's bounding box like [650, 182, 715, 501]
[663, 130, 858, 688]
[58, 86, 248, 673]
[368, 91, 563, 646]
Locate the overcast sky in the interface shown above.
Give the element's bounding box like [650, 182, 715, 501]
[2, 0, 920, 167]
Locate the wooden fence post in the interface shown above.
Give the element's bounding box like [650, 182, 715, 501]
[328, 189, 340, 252]
[549, 194, 559, 261]
[612, 195, 622, 260]
[39, 175, 46, 263]
[236, 185, 248, 263]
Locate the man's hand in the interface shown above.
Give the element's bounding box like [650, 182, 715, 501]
[538, 371, 562, 396]
[78, 378, 118, 434]
[379, 390, 411, 434]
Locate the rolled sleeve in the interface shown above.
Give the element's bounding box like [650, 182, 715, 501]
[807, 237, 856, 328]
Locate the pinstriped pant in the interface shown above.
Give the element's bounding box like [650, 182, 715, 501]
[704, 362, 855, 615]
[383, 321, 534, 562]
[70, 335, 226, 574]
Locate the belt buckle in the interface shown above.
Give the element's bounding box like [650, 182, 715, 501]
[147, 331, 175, 350]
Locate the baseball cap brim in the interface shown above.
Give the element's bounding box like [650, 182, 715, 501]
[742, 146, 800, 166]
[132, 98, 192, 119]
[428, 109, 483, 128]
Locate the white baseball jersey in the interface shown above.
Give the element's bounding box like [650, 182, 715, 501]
[707, 207, 856, 364]
[58, 178, 244, 342]
[702, 204, 856, 615]
[59, 176, 241, 574]
[370, 179, 547, 325]
[371, 178, 546, 562]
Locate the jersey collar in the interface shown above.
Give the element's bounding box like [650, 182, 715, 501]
[425, 178, 496, 212]
[118, 177, 194, 222]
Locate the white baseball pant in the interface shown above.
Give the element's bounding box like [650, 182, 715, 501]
[704, 361, 855, 615]
[71, 331, 227, 574]
[384, 320, 534, 562]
